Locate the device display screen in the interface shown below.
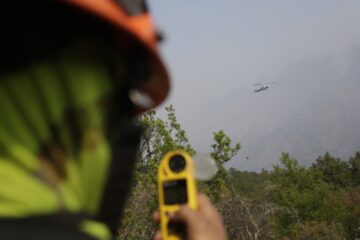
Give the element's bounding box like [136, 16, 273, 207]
[163, 179, 188, 205]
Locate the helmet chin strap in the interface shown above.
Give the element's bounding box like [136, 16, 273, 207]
[97, 116, 143, 234]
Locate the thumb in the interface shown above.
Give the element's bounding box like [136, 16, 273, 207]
[170, 205, 201, 227]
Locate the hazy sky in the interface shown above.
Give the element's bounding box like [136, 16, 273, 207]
[148, 1, 360, 158]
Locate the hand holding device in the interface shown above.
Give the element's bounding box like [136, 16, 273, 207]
[157, 150, 197, 240]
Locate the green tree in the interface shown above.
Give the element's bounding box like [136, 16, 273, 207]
[335, 183, 360, 239]
[270, 153, 346, 238]
[137, 105, 195, 177]
[222, 170, 274, 239]
[291, 221, 345, 240]
[227, 168, 270, 201]
[311, 152, 352, 189]
[206, 130, 241, 202]
[349, 151, 360, 185]
[118, 105, 195, 239]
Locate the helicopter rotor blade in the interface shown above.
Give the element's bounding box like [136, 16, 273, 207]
[252, 82, 276, 86]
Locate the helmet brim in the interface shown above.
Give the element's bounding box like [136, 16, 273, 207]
[64, 0, 170, 113]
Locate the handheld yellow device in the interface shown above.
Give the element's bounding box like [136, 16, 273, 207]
[158, 150, 198, 240]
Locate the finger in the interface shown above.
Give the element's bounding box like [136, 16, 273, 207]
[153, 230, 162, 240]
[152, 211, 160, 223]
[197, 193, 216, 215]
[197, 193, 223, 222]
[171, 205, 201, 227]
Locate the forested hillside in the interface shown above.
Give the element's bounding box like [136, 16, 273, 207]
[118, 106, 360, 240]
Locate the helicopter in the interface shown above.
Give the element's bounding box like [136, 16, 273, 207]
[253, 82, 276, 92]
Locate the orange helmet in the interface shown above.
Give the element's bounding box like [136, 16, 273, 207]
[64, 0, 170, 112]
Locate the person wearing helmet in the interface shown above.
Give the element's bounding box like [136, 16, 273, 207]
[0, 1, 227, 239]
